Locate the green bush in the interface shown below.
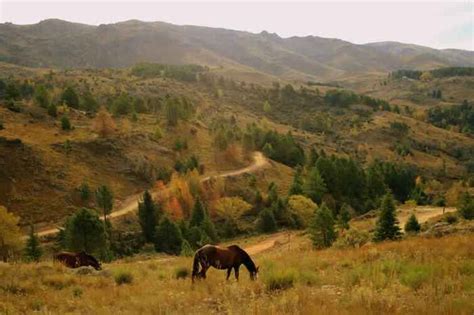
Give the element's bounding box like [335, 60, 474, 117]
[174, 266, 189, 279]
[264, 269, 296, 291]
[61, 116, 72, 130]
[114, 270, 133, 285]
[400, 266, 432, 290]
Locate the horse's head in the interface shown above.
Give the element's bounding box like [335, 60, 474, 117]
[78, 251, 102, 270]
[250, 266, 259, 280]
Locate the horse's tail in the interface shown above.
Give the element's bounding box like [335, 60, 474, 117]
[191, 250, 200, 282]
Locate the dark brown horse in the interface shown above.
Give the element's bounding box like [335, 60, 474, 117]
[54, 251, 102, 270]
[192, 244, 259, 282]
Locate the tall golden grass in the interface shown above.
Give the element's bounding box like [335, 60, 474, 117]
[0, 233, 473, 314]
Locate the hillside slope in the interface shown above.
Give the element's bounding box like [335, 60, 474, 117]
[0, 19, 473, 81]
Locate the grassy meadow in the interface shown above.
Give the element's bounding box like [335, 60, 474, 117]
[1, 232, 473, 314]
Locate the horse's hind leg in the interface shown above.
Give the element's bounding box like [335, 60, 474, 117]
[226, 268, 232, 280]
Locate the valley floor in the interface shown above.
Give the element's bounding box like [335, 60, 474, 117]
[1, 232, 473, 314]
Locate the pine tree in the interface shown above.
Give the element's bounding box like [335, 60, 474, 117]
[64, 208, 107, 255]
[24, 225, 42, 262]
[61, 86, 79, 108]
[95, 185, 114, 226]
[180, 239, 194, 256]
[138, 190, 160, 243]
[304, 167, 327, 203]
[309, 203, 336, 248]
[200, 216, 218, 243]
[187, 226, 204, 248]
[47, 103, 57, 117]
[404, 214, 421, 233]
[258, 208, 277, 233]
[307, 147, 319, 166]
[267, 182, 279, 205]
[154, 217, 183, 255]
[165, 97, 179, 126]
[190, 198, 207, 227]
[34, 85, 49, 108]
[79, 182, 91, 203]
[336, 204, 351, 231]
[458, 192, 474, 220]
[373, 193, 401, 242]
[288, 166, 304, 196]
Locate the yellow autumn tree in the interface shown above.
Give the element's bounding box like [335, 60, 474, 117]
[214, 197, 252, 222]
[169, 173, 195, 217]
[0, 206, 23, 262]
[287, 195, 317, 227]
[93, 107, 116, 137]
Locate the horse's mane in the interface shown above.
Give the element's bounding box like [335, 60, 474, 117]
[227, 245, 256, 272]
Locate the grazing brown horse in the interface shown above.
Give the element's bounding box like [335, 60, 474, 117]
[54, 251, 102, 270]
[192, 244, 259, 282]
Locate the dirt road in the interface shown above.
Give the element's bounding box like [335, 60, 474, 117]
[36, 152, 269, 237]
[398, 206, 456, 227]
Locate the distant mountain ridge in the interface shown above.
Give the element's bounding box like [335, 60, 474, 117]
[0, 19, 472, 81]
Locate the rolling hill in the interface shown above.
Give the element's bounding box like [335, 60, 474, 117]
[0, 19, 473, 81]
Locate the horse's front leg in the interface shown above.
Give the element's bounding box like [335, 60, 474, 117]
[226, 268, 232, 280]
[200, 265, 209, 279]
[234, 266, 240, 281]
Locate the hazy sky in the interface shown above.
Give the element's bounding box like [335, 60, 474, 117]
[1, 0, 472, 50]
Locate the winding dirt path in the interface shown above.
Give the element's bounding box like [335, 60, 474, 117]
[36, 152, 269, 238]
[397, 206, 456, 227]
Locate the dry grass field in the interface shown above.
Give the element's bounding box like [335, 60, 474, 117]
[1, 232, 473, 314]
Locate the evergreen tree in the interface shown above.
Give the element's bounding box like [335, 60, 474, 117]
[180, 239, 194, 256]
[95, 185, 114, 225]
[200, 216, 218, 243]
[307, 147, 319, 166]
[34, 85, 49, 108]
[138, 190, 160, 243]
[336, 204, 351, 231]
[79, 182, 91, 203]
[304, 167, 327, 203]
[47, 103, 57, 117]
[258, 208, 277, 233]
[404, 214, 421, 233]
[309, 203, 336, 248]
[165, 97, 179, 126]
[61, 86, 79, 108]
[24, 225, 42, 262]
[186, 226, 204, 248]
[81, 90, 99, 112]
[373, 193, 402, 242]
[5, 82, 20, 100]
[458, 192, 474, 220]
[190, 198, 207, 227]
[154, 217, 183, 255]
[112, 94, 131, 116]
[267, 182, 279, 205]
[288, 166, 304, 196]
[64, 208, 107, 255]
